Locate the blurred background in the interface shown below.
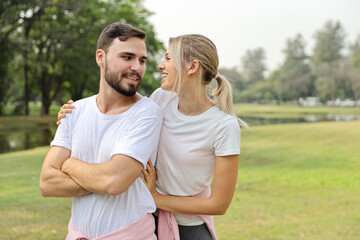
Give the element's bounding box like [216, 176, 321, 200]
[0, 0, 359, 239]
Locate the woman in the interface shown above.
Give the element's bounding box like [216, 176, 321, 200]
[58, 34, 247, 240]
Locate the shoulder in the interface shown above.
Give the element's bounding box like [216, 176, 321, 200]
[62, 95, 96, 123]
[149, 88, 176, 108]
[212, 110, 241, 155]
[134, 97, 163, 119]
[214, 109, 240, 133]
[72, 95, 96, 110]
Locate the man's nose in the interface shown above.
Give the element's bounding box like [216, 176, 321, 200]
[131, 60, 142, 71]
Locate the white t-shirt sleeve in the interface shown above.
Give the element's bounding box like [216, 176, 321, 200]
[213, 116, 241, 156]
[150, 88, 175, 109]
[50, 115, 71, 151]
[110, 105, 163, 168]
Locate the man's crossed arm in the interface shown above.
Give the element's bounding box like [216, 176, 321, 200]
[39, 146, 143, 197]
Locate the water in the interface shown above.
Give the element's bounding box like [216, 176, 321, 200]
[0, 114, 359, 154]
[0, 120, 57, 154]
[243, 114, 360, 126]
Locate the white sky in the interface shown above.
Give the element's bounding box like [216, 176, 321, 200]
[143, 0, 360, 73]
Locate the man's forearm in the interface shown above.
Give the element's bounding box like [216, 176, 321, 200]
[62, 156, 143, 196]
[62, 157, 110, 194]
[40, 167, 91, 197]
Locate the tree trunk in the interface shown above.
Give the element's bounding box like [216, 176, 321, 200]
[41, 98, 51, 116]
[40, 67, 50, 116]
[24, 53, 30, 115]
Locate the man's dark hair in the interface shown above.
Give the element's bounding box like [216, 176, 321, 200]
[97, 22, 146, 53]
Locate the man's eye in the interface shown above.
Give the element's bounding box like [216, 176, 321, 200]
[165, 57, 171, 61]
[122, 56, 131, 60]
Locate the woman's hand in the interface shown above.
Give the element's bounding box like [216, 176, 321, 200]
[57, 100, 75, 125]
[140, 159, 158, 199]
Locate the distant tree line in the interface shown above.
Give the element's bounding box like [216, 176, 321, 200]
[221, 20, 360, 105]
[0, 0, 164, 116]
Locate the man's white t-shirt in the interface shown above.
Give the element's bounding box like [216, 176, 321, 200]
[51, 95, 162, 238]
[150, 88, 240, 226]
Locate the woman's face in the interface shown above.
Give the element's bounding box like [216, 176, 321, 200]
[157, 51, 177, 90]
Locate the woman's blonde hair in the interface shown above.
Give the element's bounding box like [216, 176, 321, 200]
[168, 34, 248, 128]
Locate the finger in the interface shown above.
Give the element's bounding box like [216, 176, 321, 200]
[67, 100, 74, 104]
[56, 120, 60, 126]
[139, 175, 146, 183]
[63, 104, 75, 110]
[57, 113, 66, 121]
[63, 109, 73, 113]
[142, 169, 149, 178]
[147, 160, 154, 171]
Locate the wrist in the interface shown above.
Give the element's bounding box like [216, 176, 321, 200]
[152, 191, 159, 202]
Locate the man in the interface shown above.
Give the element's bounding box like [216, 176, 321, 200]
[39, 22, 162, 239]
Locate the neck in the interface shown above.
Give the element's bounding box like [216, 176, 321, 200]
[177, 84, 214, 116]
[97, 78, 141, 115]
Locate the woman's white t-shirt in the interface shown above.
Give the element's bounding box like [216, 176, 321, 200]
[150, 88, 241, 226]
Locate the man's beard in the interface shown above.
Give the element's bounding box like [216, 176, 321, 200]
[104, 65, 142, 97]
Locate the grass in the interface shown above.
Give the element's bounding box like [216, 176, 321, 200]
[215, 120, 360, 240]
[0, 147, 71, 240]
[0, 121, 359, 239]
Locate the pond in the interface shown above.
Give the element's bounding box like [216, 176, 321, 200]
[0, 116, 57, 154]
[0, 114, 359, 154]
[244, 114, 360, 126]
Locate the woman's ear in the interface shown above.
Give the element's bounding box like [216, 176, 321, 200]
[187, 59, 200, 75]
[96, 49, 105, 67]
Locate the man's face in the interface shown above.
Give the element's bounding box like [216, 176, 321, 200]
[103, 37, 147, 96]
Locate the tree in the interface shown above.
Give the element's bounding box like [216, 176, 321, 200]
[3, 0, 164, 115]
[240, 48, 266, 86]
[312, 20, 346, 101]
[274, 34, 314, 102]
[348, 36, 360, 100]
[0, 0, 37, 115]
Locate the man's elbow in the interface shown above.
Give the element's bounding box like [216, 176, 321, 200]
[39, 179, 51, 197]
[104, 176, 131, 196]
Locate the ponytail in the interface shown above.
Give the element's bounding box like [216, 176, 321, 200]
[168, 34, 248, 128]
[212, 74, 248, 128]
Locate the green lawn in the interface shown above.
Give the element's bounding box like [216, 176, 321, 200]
[215, 121, 360, 240]
[0, 121, 359, 239]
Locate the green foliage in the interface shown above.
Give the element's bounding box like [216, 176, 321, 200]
[312, 20, 348, 101]
[1, 0, 164, 115]
[348, 36, 360, 100]
[241, 48, 266, 85]
[221, 21, 359, 104]
[312, 20, 346, 66]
